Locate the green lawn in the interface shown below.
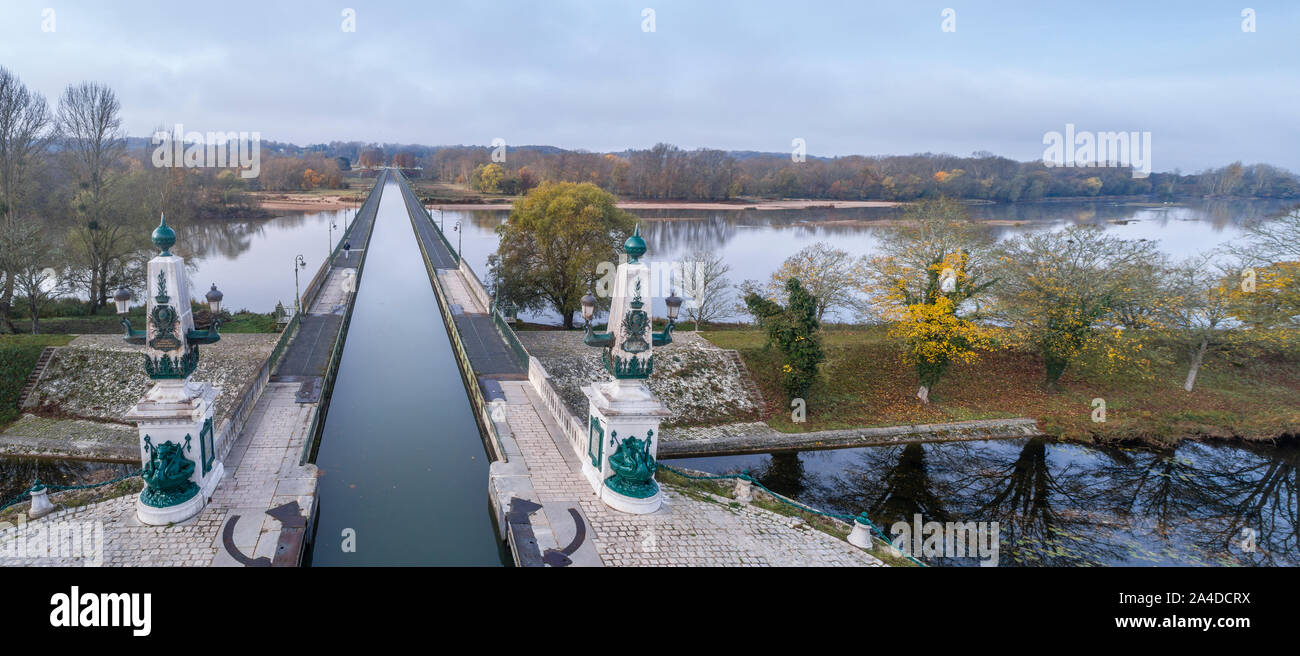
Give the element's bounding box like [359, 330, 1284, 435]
[6, 308, 277, 336]
[702, 326, 1300, 446]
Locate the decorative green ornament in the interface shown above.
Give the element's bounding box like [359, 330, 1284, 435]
[623, 224, 646, 263]
[604, 351, 653, 379]
[152, 214, 176, 256]
[144, 348, 200, 379]
[140, 435, 198, 507]
[604, 431, 658, 498]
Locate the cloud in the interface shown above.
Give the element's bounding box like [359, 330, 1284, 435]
[2, 0, 1296, 171]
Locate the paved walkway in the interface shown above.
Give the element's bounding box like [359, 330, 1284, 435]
[399, 178, 526, 380]
[497, 380, 881, 566]
[438, 269, 486, 312]
[0, 383, 316, 566]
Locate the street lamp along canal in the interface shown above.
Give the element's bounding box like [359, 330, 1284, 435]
[294, 254, 308, 313]
[578, 224, 678, 514]
[453, 219, 462, 261]
[329, 219, 337, 261]
[114, 214, 229, 525]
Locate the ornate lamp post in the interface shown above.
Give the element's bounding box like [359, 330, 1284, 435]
[293, 254, 307, 313]
[116, 214, 228, 525]
[329, 219, 337, 259]
[578, 225, 675, 514]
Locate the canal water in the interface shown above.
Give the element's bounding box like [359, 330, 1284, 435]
[307, 180, 503, 566]
[668, 437, 1299, 567]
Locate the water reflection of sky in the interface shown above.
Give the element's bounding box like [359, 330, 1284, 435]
[443, 199, 1295, 325]
[667, 437, 1299, 568]
[172, 209, 353, 313]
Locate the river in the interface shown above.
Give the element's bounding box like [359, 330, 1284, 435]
[442, 197, 1295, 323]
[668, 436, 1298, 567]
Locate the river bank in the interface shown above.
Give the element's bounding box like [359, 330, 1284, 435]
[702, 326, 1300, 448]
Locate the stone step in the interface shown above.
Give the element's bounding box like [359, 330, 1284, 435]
[17, 346, 57, 409]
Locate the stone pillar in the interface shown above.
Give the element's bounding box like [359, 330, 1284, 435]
[734, 477, 753, 504]
[126, 381, 219, 525]
[124, 216, 224, 525]
[581, 379, 670, 514]
[578, 226, 673, 514]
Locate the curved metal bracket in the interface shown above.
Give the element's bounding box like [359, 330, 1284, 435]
[651, 320, 676, 347]
[186, 318, 222, 345]
[582, 322, 614, 348]
[121, 318, 146, 345]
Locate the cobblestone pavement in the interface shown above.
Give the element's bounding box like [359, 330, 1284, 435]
[0, 384, 317, 567]
[498, 380, 882, 567]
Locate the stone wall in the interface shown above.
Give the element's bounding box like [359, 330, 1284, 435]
[526, 355, 587, 461]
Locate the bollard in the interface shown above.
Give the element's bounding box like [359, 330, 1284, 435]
[847, 513, 874, 550]
[734, 477, 752, 504]
[28, 482, 55, 519]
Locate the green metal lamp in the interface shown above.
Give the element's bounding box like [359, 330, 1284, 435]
[187, 283, 224, 344]
[115, 283, 145, 344]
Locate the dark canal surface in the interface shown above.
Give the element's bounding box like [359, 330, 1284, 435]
[668, 437, 1299, 567]
[307, 180, 503, 566]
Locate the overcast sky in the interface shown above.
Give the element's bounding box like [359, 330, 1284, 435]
[3, 0, 1298, 171]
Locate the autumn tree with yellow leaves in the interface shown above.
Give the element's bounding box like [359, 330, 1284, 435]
[864, 197, 996, 403]
[1226, 260, 1300, 331]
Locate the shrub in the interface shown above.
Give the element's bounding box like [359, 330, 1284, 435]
[745, 278, 825, 399]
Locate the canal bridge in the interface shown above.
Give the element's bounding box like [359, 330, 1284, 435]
[0, 170, 886, 568]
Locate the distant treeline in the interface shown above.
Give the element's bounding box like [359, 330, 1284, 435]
[253, 140, 1300, 202]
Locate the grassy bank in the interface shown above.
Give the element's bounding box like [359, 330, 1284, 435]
[0, 334, 77, 427]
[5, 306, 277, 336]
[407, 179, 519, 204]
[702, 326, 1300, 446]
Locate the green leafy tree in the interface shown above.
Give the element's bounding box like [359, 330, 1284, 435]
[470, 162, 505, 193]
[491, 182, 635, 329]
[992, 226, 1159, 388]
[745, 278, 825, 399]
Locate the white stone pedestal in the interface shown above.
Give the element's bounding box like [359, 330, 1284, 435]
[125, 380, 221, 525]
[581, 378, 671, 515]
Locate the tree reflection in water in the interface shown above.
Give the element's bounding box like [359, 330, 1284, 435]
[667, 435, 1299, 566]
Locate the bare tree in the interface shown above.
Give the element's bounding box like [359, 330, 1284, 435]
[765, 242, 864, 323]
[58, 81, 130, 312]
[680, 249, 731, 328]
[57, 82, 125, 199]
[1226, 207, 1300, 266]
[0, 218, 61, 334]
[0, 67, 55, 331]
[1157, 255, 1238, 392]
